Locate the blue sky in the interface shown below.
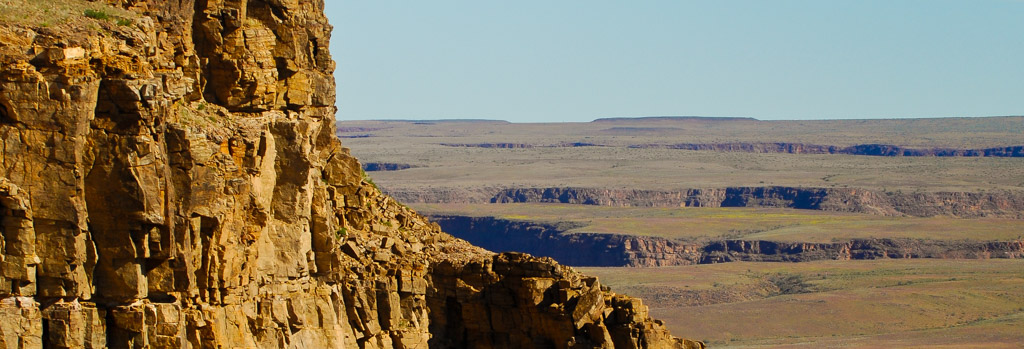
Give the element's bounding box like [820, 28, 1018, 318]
[326, 1, 1024, 122]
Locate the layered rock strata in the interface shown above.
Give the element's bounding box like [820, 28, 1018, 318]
[489, 187, 1024, 219]
[0, 1, 696, 348]
[431, 216, 1024, 267]
[432, 141, 1024, 156]
[438, 143, 534, 149]
[381, 186, 1024, 219]
[428, 217, 701, 267]
[627, 142, 1024, 157]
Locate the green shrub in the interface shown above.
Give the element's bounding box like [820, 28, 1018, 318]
[361, 169, 379, 190]
[84, 9, 110, 20]
[768, 273, 812, 295]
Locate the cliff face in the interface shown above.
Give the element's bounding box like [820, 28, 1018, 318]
[627, 142, 1024, 157]
[0, 1, 696, 348]
[489, 187, 1024, 219]
[428, 217, 702, 267]
[431, 216, 1024, 267]
[381, 186, 1024, 219]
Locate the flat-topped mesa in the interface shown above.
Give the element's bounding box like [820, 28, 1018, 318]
[0, 1, 697, 348]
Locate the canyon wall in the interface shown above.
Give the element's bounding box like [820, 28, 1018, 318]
[628, 142, 1024, 157]
[431, 216, 1024, 267]
[0, 1, 696, 348]
[428, 141, 1024, 156]
[490, 187, 1024, 218]
[382, 186, 1024, 219]
[362, 163, 415, 172]
[425, 217, 702, 267]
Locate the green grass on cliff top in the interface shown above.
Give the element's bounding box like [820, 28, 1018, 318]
[579, 259, 1024, 348]
[415, 203, 1024, 243]
[0, 0, 134, 28]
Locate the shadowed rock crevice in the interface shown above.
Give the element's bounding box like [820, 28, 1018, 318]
[0, 100, 11, 124]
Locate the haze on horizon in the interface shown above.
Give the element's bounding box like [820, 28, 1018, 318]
[326, 1, 1024, 123]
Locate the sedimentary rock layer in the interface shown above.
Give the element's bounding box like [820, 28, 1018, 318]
[439, 143, 534, 149]
[382, 186, 1024, 219]
[0, 1, 695, 348]
[489, 187, 1024, 219]
[431, 216, 1024, 267]
[627, 142, 1024, 157]
[434, 141, 1024, 156]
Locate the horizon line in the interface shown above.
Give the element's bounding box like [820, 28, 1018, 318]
[337, 114, 1024, 124]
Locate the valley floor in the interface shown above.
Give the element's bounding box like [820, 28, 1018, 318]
[580, 259, 1024, 348]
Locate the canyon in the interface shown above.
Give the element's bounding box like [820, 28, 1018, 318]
[429, 215, 1024, 267]
[380, 186, 1024, 219]
[0, 1, 697, 348]
[491, 187, 1024, 218]
[430, 141, 1024, 158]
[326, 21, 1024, 349]
[626, 142, 1024, 157]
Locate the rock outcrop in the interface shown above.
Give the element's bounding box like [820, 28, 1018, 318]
[431, 216, 1024, 267]
[0, 1, 696, 348]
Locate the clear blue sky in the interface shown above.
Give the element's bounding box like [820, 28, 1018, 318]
[326, 1, 1024, 122]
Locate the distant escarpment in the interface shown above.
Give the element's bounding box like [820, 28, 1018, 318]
[440, 142, 534, 149]
[629, 142, 1024, 157]
[439, 142, 604, 148]
[0, 1, 695, 348]
[382, 186, 1024, 219]
[431, 216, 1024, 267]
[429, 216, 701, 267]
[593, 116, 758, 123]
[361, 162, 416, 171]
[490, 187, 1024, 219]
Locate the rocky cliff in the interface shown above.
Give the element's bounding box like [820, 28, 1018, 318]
[489, 187, 1024, 219]
[628, 142, 1024, 157]
[381, 186, 1024, 219]
[0, 1, 697, 348]
[431, 216, 1024, 267]
[428, 217, 701, 267]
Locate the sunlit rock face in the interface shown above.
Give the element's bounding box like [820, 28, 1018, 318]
[0, 1, 698, 348]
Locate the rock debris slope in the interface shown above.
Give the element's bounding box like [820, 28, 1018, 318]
[0, 0, 698, 348]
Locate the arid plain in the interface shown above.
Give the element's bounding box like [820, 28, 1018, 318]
[341, 116, 1024, 347]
